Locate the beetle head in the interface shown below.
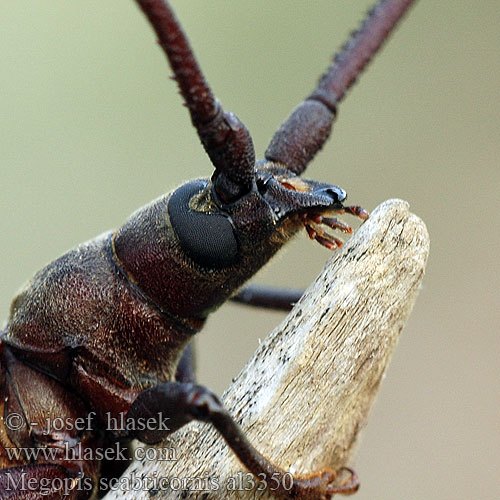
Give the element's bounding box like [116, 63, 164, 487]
[169, 161, 349, 272]
[117, 1, 368, 319]
[113, 160, 365, 320]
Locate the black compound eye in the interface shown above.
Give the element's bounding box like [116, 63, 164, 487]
[168, 181, 238, 269]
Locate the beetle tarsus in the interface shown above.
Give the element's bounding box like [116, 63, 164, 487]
[326, 467, 361, 496]
[284, 466, 359, 499]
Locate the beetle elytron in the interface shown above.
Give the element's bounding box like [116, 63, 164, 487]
[0, 0, 416, 498]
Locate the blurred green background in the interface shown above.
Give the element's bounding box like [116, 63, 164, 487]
[1, 1, 498, 498]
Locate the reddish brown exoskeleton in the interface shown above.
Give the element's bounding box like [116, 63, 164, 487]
[0, 1, 416, 498]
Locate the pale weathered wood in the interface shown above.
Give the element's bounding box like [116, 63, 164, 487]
[105, 199, 429, 499]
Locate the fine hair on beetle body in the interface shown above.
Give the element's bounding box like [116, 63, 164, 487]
[0, 1, 417, 499]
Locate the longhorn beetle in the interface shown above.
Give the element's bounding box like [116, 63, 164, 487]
[0, 0, 416, 498]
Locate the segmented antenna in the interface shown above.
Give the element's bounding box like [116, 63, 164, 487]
[135, 0, 255, 195]
[266, 0, 417, 174]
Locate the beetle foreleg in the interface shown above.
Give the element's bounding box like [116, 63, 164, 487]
[127, 382, 358, 498]
[230, 284, 304, 311]
[175, 343, 196, 384]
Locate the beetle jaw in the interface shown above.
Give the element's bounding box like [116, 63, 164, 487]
[205, 162, 369, 253]
[256, 166, 346, 220]
[253, 164, 368, 250]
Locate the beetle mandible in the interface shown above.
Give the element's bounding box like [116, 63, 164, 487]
[0, 0, 416, 498]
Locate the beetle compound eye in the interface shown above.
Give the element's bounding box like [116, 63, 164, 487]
[168, 181, 238, 269]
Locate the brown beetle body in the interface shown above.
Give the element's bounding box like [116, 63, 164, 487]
[0, 167, 346, 497]
[0, 0, 416, 498]
[5, 231, 186, 409]
[3, 170, 307, 416]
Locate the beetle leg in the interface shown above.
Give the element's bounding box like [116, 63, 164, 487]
[230, 284, 304, 311]
[175, 342, 196, 383]
[326, 467, 360, 496]
[128, 382, 357, 498]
